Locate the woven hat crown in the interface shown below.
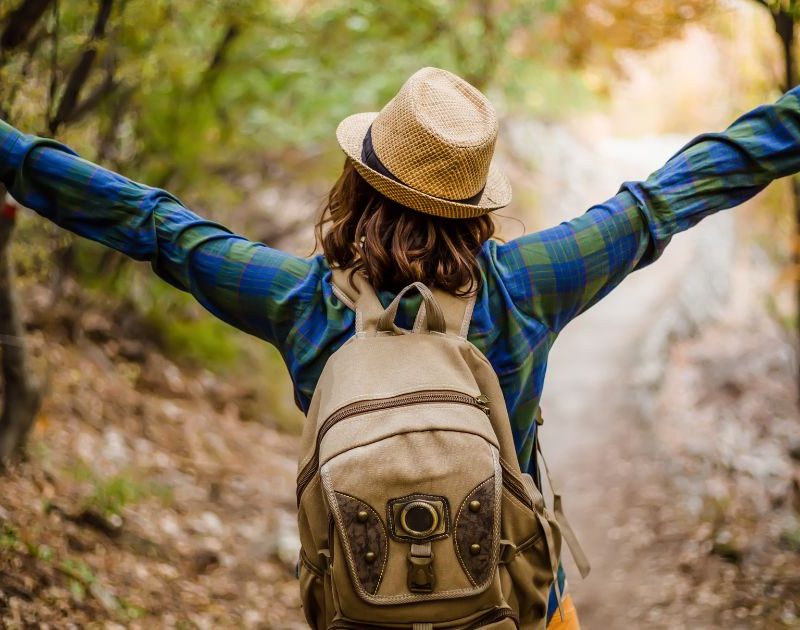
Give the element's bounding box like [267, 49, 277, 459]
[371, 67, 498, 202]
[336, 67, 511, 218]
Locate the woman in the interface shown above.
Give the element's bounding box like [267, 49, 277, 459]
[2, 67, 799, 628]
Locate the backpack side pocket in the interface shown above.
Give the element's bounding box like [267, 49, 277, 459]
[298, 549, 326, 629]
[498, 466, 562, 628]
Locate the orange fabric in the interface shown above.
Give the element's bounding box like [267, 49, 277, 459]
[546, 595, 581, 630]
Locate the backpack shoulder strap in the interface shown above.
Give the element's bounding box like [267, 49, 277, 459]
[331, 268, 384, 334]
[330, 268, 475, 339]
[415, 288, 475, 339]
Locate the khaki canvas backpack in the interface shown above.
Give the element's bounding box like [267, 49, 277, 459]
[296, 271, 588, 629]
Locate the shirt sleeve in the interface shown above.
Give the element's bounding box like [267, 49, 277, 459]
[495, 86, 800, 334]
[0, 121, 320, 350]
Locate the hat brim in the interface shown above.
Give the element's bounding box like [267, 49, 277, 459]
[336, 112, 512, 219]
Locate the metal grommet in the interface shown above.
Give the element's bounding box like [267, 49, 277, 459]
[469, 500, 481, 513]
[400, 501, 439, 538]
[470, 543, 481, 556]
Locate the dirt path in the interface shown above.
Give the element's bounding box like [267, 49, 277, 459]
[508, 125, 738, 626]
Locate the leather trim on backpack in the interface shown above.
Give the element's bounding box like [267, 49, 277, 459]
[454, 477, 496, 586]
[333, 491, 388, 594]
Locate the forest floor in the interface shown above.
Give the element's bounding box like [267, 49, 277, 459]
[0, 274, 306, 629]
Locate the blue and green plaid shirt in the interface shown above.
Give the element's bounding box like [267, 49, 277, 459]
[2, 87, 800, 619]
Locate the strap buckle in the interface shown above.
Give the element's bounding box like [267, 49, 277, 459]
[407, 542, 435, 593]
[317, 548, 331, 573]
[499, 539, 517, 564]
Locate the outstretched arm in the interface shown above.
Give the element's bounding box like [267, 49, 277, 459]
[496, 86, 800, 333]
[0, 121, 319, 350]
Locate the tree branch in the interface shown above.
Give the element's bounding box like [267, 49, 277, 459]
[0, 189, 42, 466]
[49, 0, 114, 134]
[0, 0, 55, 51]
[194, 23, 241, 94]
[65, 70, 117, 125]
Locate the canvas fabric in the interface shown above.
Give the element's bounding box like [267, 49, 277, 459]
[296, 270, 571, 629]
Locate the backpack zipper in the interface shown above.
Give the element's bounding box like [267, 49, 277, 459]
[296, 390, 491, 506]
[464, 607, 519, 629]
[325, 607, 519, 629]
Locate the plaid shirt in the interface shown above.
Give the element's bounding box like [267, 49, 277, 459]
[2, 88, 800, 622]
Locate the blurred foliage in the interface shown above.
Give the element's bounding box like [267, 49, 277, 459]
[2, 0, 560, 199]
[68, 458, 174, 517]
[0, 0, 712, 200]
[143, 288, 242, 366]
[549, 0, 715, 94]
[0, 521, 19, 551]
[0, 0, 712, 412]
[86, 473, 173, 517]
[759, 0, 800, 19]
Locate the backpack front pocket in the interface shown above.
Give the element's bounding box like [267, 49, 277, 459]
[315, 398, 510, 625]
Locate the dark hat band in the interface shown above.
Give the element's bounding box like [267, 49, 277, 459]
[361, 125, 484, 206]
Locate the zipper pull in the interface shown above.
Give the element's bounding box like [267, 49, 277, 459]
[475, 395, 491, 415]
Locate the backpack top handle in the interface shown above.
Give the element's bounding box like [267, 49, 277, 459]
[376, 282, 446, 334]
[330, 268, 474, 337]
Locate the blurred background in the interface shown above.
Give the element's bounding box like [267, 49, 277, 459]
[0, 0, 798, 627]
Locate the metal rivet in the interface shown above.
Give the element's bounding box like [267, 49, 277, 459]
[365, 551, 376, 563]
[470, 543, 481, 556]
[469, 500, 481, 513]
[357, 510, 368, 523]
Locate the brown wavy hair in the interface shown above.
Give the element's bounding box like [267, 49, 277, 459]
[315, 160, 495, 296]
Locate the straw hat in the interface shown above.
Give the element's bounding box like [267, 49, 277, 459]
[336, 67, 511, 219]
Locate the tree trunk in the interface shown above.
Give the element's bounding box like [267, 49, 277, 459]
[772, 9, 800, 402]
[774, 9, 796, 93]
[760, 1, 800, 400]
[0, 189, 42, 467]
[794, 173, 800, 404]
